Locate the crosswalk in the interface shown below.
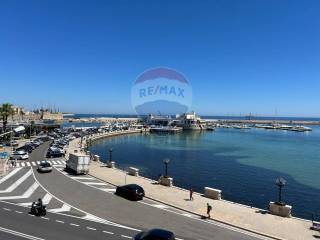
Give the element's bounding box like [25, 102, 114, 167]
[11, 160, 66, 168]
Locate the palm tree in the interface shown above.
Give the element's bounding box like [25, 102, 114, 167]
[0, 103, 15, 133]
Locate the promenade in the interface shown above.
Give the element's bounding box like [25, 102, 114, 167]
[67, 131, 317, 240]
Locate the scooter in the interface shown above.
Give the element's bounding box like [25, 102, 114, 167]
[30, 202, 47, 216]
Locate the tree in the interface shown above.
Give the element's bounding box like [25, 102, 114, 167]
[0, 103, 15, 133]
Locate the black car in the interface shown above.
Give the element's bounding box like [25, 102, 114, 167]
[46, 151, 64, 158]
[134, 229, 175, 240]
[115, 184, 145, 201]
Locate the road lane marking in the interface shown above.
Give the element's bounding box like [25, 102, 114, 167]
[0, 169, 32, 193]
[42, 193, 53, 205]
[48, 203, 71, 213]
[81, 182, 107, 186]
[36, 161, 40, 164]
[31, 162, 37, 166]
[102, 230, 114, 235]
[121, 235, 131, 239]
[33, 167, 140, 232]
[3, 207, 11, 211]
[0, 226, 45, 240]
[41, 217, 50, 220]
[0, 168, 21, 184]
[86, 227, 96, 231]
[0, 182, 39, 200]
[71, 176, 94, 180]
[15, 210, 23, 214]
[55, 220, 64, 224]
[100, 188, 116, 192]
[26, 162, 31, 167]
[51, 161, 57, 165]
[21, 162, 26, 167]
[153, 204, 169, 209]
[70, 223, 80, 227]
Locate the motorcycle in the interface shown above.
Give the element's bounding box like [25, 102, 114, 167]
[30, 202, 47, 216]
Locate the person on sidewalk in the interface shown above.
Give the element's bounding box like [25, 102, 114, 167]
[189, 188, 194, 201]
[207, 203, 212, 218]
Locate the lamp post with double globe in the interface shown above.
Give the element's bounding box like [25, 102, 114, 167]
[275, 177, 286, 205]
[109, 148, 113, 163]
[163, 158, 170, 178]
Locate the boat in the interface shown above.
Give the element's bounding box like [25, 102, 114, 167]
[291, 126, 312, 132]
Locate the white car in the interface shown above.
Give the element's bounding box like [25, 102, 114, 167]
[37, 161, 52, 173]
[10, 151, 29, 160]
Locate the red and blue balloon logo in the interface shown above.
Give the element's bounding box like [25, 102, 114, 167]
[131, 67, 192, 116]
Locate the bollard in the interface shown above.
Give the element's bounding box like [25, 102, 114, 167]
[268, 202, 292, 217]
[128, 167, 139, 176]
[204, 187, 222, 200]
[158, 176, 173, 187]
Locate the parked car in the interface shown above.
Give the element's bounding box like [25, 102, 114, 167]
[134, 229, 175, 240]
[115, 184, 145, 201]
[10, 151, 29, 160]
[37, 161, 52, 173]
[16, 145, 33, 153]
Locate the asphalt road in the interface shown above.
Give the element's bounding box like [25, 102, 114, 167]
[29, 141, 267, 240]
[0, 201, 138, 240]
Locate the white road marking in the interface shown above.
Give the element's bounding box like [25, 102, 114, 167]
[55, 220, 64, 224]
[21, 162, 26, 167]
[36, 161, 40, 164]
[70, 223, 80, 227]
[51, 160, 57, 165]
[0, 226, 45, 240]
[86, 227, 96, 231]
[71, 176, 94, 180]
[42, 193, 53, 205]
[18, 202, 33, 207]
[3, 207, 11, 211]
[81, 182, 107, 186]
[182, 213, 193, 217]
[0, 182, 39, 200]
[153, 204, 169, 209]
[102, 230, 114, 235]
[100, 188, 116, 192]
[16, 163, 21, 167]
[121, 235, 131, 239]
[41, 217, 50, 220]
[26, 162, 31, 167]
[0, 169, 32, 193]
[0, 168, 21, 184]
[48, 203, 71, 213]
[31, 162, 37, 166]
[15, 210, 23, 214]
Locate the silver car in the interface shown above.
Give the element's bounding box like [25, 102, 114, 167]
[37, 161, 53, 173]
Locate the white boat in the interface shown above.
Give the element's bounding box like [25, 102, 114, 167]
[291, 126, 312, 132]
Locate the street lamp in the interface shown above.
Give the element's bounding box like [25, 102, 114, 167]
[163, 158, 170, 177]
[275, 177, 286, 205]
[109, 148, 113, 163]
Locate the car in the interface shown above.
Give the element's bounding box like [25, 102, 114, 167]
[46, 150, 65, 158]
[134, 229, 175, 240]
[10, 150, 29, 160]
[37, 161, 52, 173]
[115, 184, 145, 201]
[16, 145, 33, 153]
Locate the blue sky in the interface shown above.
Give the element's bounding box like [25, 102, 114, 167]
[0, 0, 319, 116]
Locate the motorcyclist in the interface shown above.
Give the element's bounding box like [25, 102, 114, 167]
[35, 198, 43, 214]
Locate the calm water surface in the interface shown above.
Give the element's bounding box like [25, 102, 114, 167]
[89, 127, 320, 219]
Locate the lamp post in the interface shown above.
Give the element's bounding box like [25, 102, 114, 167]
[163, 158, 170, 177]
[109, 148, 113, 163]
[275, 177, 286, 205]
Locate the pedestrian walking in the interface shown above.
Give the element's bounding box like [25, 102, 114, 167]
[189, 188, 194, 201]
[207, 203, 212, 218]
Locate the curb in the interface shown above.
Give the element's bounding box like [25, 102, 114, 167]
[88, 169, 285, 240]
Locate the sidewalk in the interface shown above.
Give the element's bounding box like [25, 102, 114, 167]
[88, 161, 316, 240]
